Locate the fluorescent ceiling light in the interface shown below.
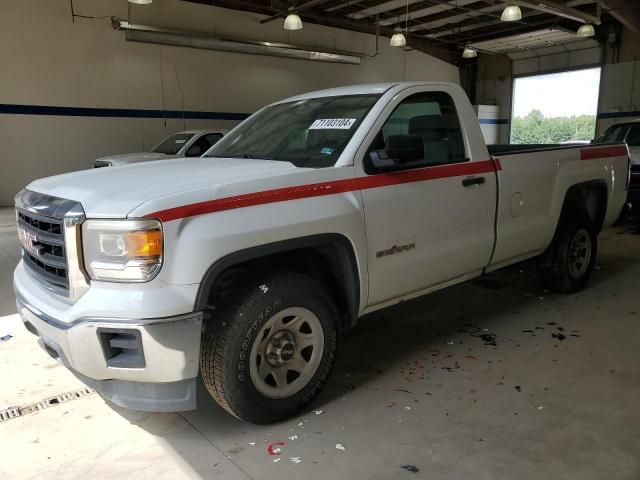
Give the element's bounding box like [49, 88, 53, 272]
[128, 0, 152, 4]
[501, 5, 522, 22]
[284, 13, 303, 30]
[576, 23, 595, 38]
[390, 32, 406, 47]
[462, 47, 477, 58]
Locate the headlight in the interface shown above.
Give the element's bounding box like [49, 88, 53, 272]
[82, 219, 163, 282]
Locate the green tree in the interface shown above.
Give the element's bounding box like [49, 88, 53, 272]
[510, 110, 596, 144]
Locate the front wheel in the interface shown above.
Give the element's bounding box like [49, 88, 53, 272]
[542, 211, 598, 293]
[200, 271, 338, 424]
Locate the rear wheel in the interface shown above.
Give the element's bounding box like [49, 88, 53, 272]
[200, 271, 338, 424]
[541, 211, 597, 293]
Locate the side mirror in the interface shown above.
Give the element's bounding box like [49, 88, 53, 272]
[186, 145, 202, 157]
[369, 134, 423, 170]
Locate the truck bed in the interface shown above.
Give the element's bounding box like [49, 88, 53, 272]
[488, 143, 588, 156]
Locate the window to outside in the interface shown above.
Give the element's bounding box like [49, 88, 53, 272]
[153, 133, 195, 155]
[367, 91, 466, 170]
[206, 94, 381, 168]
[510, 68, 601, 144]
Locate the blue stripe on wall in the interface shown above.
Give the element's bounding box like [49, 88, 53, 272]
[0, 103, 251, 121]
[597, 111, 640, 120]
[478, 118, 509, 125]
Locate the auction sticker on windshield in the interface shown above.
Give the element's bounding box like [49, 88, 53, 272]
[309, 118, 356, 129]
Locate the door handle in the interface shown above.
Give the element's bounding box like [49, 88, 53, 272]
[462, 176, 486, 187]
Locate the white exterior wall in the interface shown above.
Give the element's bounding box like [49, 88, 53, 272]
[0, 0, 459, 205]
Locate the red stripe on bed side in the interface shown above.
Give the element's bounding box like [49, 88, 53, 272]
[580, 145, 628, 160]
[149, 159, 498, 222]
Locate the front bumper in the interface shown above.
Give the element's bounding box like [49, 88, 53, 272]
[14, 264, 203, 412]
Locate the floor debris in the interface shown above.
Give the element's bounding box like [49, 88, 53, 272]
[0, 334, 13, 342]
[290, 457, 302, 464]
[400, 464, 419, 473]
[336, 443, 346, 451]
[391, 388, 411, 394]
[313, 409, 324, 415]
[267, 442, 286, 456]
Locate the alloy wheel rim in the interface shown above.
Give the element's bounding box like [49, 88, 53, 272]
[249, 306, 325, 399]
[568, 228, 592, 279]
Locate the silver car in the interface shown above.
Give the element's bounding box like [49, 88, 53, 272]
[94, 129, 227, 167]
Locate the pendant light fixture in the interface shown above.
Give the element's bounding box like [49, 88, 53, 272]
[501, 3, 522, 22]
[462, 46, 477, 58]
[284, 13, 303, 30]
[391, 0, 409, 47]
[576, 23, 595, 38]
[390, 29, 407, 47]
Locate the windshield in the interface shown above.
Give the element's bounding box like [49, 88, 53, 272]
[205, 94, 381, 168]
[153, 133, 195, 155]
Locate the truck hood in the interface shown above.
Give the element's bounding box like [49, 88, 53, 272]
[27, 158, 300, 218]
[97, 152, 179, 165]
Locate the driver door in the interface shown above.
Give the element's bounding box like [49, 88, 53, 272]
[357, 86, 497, 306]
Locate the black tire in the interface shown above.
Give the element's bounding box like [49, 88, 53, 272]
[542, 210, 598, 293]
[200, 271, 338, 424]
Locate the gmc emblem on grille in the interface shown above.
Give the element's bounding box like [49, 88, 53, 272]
[17, 228, 44, 257]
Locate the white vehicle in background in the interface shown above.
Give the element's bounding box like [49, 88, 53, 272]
[93, 129, 227, 167]
[14, 82, 629, 424]
[593, 120, 640, 208]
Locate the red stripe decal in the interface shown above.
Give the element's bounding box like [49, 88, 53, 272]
[149, 160, 498, 222]
[580, 145, 628, 161]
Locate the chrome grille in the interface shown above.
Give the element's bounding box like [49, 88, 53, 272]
[17, 208, 69, 290]
[15, 190, 89, 303]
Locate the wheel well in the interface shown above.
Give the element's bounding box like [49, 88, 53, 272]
[561, 181, 608, 232]
[195, 235, 360, 332]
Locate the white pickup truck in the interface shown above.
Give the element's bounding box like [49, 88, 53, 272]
[14, 82, 630, 424]
[93, 129, 227, 167]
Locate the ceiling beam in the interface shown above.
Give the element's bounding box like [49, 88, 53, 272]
[439, 17, 574, 44]
[327, 0, 391, 17]
[259, 0, 335, 24]
[182, 0, 459, 63]
[512, 0, 600, 24]
[602, 0, 640, 32]
[382, 1, 494, 29]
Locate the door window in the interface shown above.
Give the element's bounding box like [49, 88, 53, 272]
[366, 91, 466, 172]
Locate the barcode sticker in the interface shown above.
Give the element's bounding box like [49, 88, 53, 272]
[309, 119, 356, 130]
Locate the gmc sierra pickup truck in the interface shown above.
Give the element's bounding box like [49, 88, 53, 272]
[14, 82, 630, 424]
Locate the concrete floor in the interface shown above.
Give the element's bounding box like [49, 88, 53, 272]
[1, 206, 639, 479]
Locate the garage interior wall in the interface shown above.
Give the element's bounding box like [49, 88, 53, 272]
[598, 28, 640, 133]
[474, 26, 640, 143]
[0, 0, 459, 206]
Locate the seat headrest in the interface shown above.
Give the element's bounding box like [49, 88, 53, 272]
[409, 115, 444, 141]
[409, 115, 442, 133]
